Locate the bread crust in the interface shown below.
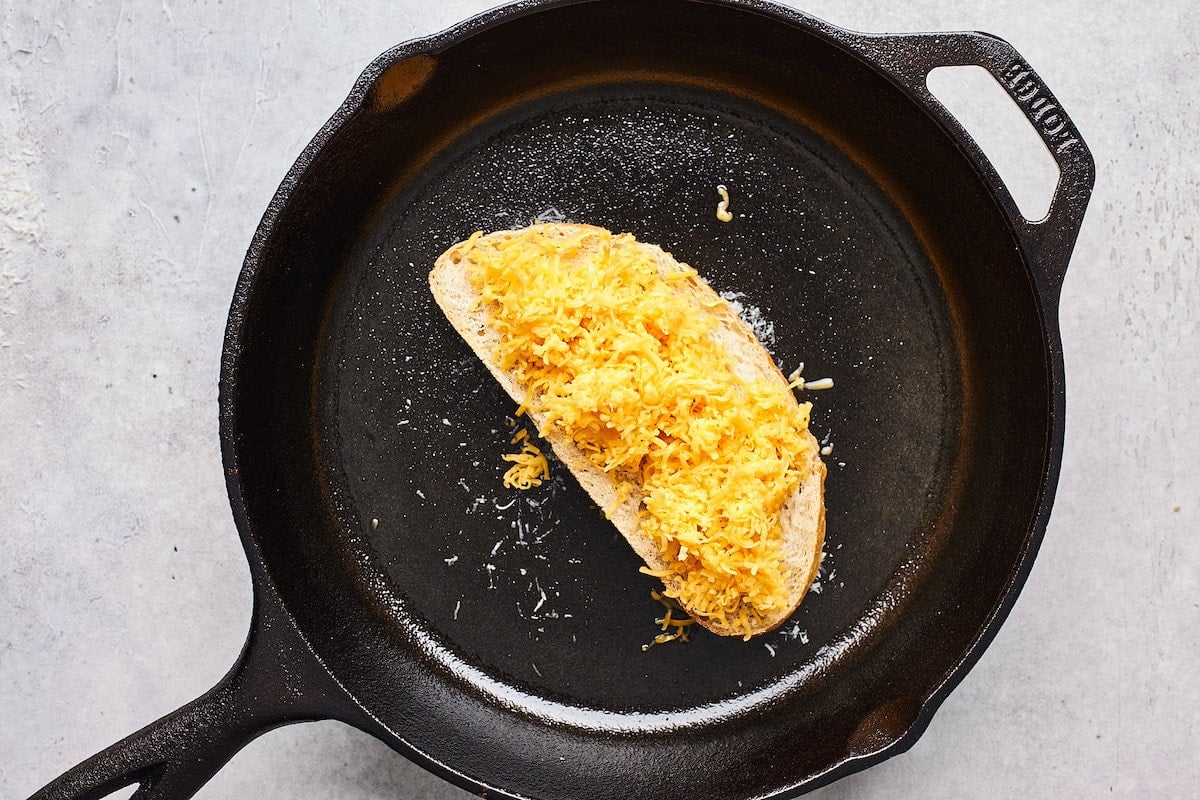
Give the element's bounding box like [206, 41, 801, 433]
[430, 224, 826, 636]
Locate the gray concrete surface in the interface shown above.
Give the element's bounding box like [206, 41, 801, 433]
[2, 1, 1197, 798]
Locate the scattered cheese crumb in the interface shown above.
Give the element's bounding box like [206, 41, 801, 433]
[789, 375, 835, 391]
[716, 185, 733, 222]
[719, 290, 777, 351]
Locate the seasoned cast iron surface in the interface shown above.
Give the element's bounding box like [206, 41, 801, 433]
[317, 85, 960, 715]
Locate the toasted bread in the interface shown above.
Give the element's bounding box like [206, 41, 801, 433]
[430, 224, 826, 637]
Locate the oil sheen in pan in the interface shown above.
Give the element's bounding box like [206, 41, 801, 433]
[316, 83, 961, 722]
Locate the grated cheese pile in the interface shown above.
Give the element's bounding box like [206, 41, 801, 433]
[461, 225, 813, 638]
[502, 428, 550, 489]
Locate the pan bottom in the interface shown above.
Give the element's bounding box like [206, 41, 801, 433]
[317, 82, 961, 718]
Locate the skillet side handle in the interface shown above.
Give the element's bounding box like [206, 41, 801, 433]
[851, 31, 1096, 303]
[28, 596, 349, 800]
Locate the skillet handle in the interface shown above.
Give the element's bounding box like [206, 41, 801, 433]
[27, 596, 352, 800]
[850, 31, 1096, 301]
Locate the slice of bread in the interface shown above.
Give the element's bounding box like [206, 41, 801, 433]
[430, 224, 826, 637]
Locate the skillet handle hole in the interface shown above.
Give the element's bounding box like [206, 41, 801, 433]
[927, 65, 1061, 222]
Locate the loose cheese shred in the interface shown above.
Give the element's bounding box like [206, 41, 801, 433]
[462, 225, 813, 638]
[642, 589, 695, 650]
[502, 430, 550, 490]
[716, 185, 733, 223]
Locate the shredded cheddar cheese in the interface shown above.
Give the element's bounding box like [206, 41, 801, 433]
[502, 428, 550, 489]
[462, 225, 813, 638]
[641, 590, 695, 650]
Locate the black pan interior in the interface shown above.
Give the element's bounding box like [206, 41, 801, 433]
[225, 1, 1052, 796]
[322, 82, 957, 713]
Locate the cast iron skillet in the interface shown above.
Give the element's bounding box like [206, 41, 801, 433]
[31, 1, 1094, 798]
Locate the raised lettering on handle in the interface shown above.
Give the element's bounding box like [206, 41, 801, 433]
[999, 62, 1081, 155]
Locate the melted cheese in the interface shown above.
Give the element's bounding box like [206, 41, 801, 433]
[462, 225, 812, 638]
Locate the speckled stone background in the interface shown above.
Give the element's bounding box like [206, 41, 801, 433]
[2, 1, 1196, 798]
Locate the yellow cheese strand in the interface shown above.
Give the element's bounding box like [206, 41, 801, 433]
[501, 438, 550, 490]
